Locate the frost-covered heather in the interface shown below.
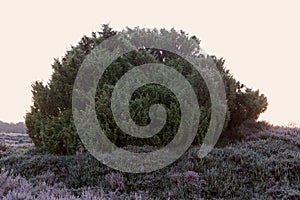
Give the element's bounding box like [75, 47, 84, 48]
[104, 173, 125, 191]
[0, 132, 32, 147]
[0, 171, 150, 200]
[0, 121, 299, 199]
[239, 120, 300, 146]
[0, 170, 100, 199]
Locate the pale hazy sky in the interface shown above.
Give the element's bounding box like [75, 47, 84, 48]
[0, 0, 299, 126]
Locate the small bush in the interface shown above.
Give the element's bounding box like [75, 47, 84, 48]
[0, 139, 7, 152]
[104, 173, 125, 191]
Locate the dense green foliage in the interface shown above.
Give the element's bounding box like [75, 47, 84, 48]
[25, 25, 268, 154]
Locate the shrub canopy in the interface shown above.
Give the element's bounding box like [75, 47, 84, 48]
[25, 25, 268, 154]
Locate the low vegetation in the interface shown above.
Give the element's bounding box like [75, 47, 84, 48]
[0, 121, 299, 199]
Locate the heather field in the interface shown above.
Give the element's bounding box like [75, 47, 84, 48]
[0, 121, 299, 199]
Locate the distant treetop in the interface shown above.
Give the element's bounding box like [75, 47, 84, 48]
[0, 121, 26, 133]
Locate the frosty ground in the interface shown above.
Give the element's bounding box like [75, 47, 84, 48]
[0, 121, 299, 199]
